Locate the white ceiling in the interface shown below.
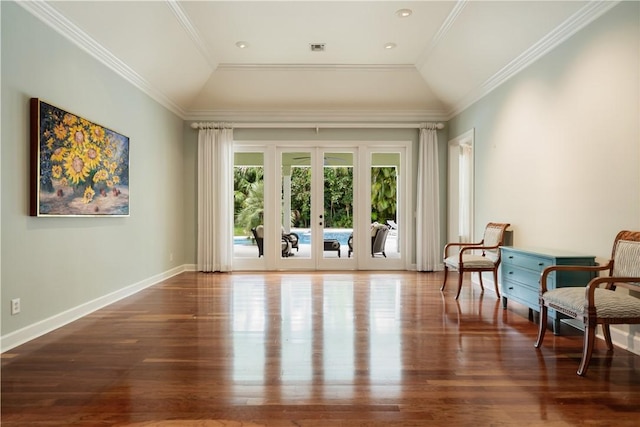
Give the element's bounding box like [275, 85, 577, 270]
[21, 1, 617, 122]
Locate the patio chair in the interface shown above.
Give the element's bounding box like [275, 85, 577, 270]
[535, 230, 640, 376]
[441, 222, 511, 300]
[371, 223, 390, 257]
[282, 227, 299, 252]
[251, 225, 294, 257]
[251, 226, 265, 257]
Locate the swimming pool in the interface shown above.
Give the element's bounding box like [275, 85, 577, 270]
[233, 229, 353, 246]
[292, 229, 352, 245]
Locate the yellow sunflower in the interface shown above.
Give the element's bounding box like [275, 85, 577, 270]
[106, 180, 114, 188]
[52, 165, 63, 179]
[93, 169, 109, 183]
[82, 186, 95, 204]
[90, 125, 106, 144]
[63, 113, 77, 126]
[46, 138, 55, 149]
[67, 125, 88, 149]
[51, 147, 66, 162]
[112, 175, 120, 184]
[84, 144, 102, 169]
[53, 123, 67, 140]
[59, 177, 68, 187]
[64, 152, 90, 185]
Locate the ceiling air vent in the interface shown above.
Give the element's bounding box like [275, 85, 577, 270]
[310, 43, 325, 52]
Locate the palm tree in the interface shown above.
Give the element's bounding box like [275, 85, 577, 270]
[236, 180, 264, 234]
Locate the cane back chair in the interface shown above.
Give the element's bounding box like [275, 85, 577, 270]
[535, 230, 640, 376]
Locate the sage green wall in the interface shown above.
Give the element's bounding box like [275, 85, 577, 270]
[448, 2, 639, 262]
[1, 2, 186, 336]
[182, 126, 449, 266]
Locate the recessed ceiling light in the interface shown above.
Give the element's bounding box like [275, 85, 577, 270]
[396, 8, 412, 18]
[384, 43, 397, 50]
[235, 41, 249, 49]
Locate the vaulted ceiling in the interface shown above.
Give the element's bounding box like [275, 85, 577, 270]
[20, 1, 617, 122]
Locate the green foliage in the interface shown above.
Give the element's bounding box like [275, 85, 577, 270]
[371, 167, 397, 222]
[234, 167, 264, 235]
[290, 167, 311, 227]
[323, 167, 353, 228]
[234, 164, 396, 234]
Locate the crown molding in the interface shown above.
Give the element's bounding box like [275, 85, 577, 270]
[18, 0, 188, 119]
[415, 0, 468, 69]
[446, 0, 620, 119]
[165, 0, 218, 69]
[184, 109, 448, 124]
[216, 63, 418, 72]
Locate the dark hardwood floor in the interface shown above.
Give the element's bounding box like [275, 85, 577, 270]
[3, 271, 640, 426]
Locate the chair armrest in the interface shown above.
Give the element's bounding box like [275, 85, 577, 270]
[540, 262, 612, 294]
[443, 241, 483, 257]
[457, 243, 501, 262]
[584, 276, 640, 306]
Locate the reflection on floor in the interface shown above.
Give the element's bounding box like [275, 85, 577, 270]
[3, 271, 640, 425]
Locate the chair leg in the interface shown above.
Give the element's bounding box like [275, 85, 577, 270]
[455, 270, 464, 300]
[478, 272, 485, 291]
[441, 266, 449, 291]
[602, 324, 614, 351]
[492, 269, 501, 299]
[534, 304, 548, 348]
[578, 322, 597, 376]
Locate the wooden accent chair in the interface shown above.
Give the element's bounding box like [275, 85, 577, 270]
[441, 222, 511, 300]
[535, 230, 640, 376]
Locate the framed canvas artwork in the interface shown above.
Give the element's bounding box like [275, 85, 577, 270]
[30, 98, 130, 217]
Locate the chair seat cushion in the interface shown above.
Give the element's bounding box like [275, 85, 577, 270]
[544, 287, 640, 318]
[444, 254, 495, 269]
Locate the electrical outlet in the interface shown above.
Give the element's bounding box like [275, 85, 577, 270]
[11, 298, 20, 315]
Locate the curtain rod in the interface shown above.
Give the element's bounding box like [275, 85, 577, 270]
[190, 122, 445, 131]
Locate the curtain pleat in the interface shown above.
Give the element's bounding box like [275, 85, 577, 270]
[197, 127, 233, 272]
[416, 128, 441, 271]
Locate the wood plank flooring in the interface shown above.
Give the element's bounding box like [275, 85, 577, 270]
[3, 271, 640, 426]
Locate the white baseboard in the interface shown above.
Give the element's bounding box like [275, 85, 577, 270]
[1, 265, 186, 353]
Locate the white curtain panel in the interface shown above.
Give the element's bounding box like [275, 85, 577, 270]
[416, 128, 441, 271]
[197, 127, 234, 272]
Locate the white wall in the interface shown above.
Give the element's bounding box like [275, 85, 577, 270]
[449, 1, 639, 258]
[448, 2, 640, 350]
[1, 2, 187, 349]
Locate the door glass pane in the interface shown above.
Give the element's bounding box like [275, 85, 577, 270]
[370, 152, 400, 258]
[233, 152, 264, 259]
[323, 152, 353, 260]
[282, 152, 311, 259]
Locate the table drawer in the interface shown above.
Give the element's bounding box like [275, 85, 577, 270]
[502, 251, 553, 273]
[502, 279, 539, 307]
[502, 265, 554, 291]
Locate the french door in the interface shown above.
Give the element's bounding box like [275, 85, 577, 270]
[276, 147, 357, 270]
[233, 142, 409, 271]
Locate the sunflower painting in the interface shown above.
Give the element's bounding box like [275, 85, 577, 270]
[30, 99, 129, 216]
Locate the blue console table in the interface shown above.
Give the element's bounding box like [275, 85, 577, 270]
[500, 246, 596, 333]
